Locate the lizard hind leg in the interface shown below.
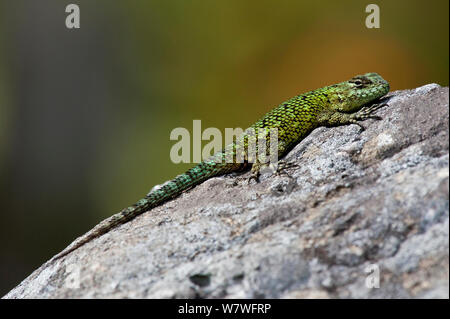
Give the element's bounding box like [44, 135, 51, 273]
[246, 159, 298, 184]
[248, 162, 264, 184]
[273, 160, 299, 177]
[234, 161, 266, 184]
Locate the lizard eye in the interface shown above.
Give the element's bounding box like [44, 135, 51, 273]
[353, 80, 362, 86]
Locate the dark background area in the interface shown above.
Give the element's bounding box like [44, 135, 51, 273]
[0, 0, 448, 296]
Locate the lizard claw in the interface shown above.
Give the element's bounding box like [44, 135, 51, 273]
[248, 173, 260, 184]
[274, 160, 298, 177]
[350, 102, 388, 125]
[235, 170, 260, 185]
[357, 102, 388, 119]
[347, 119, 366, 131]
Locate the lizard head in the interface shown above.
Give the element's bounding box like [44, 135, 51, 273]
[329, 73, 390, 112]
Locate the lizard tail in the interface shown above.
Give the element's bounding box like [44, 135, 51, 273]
[52, 161, 230, 261]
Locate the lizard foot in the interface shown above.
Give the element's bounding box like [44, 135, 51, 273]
[274, 160, 298, 177]
[235, 166, 260, 185]
[247, 163, 263, 184]
[349, 102, 388, 131]
[352, 102, 387, 121]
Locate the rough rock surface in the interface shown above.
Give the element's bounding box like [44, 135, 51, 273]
[4, 84, 449, 299]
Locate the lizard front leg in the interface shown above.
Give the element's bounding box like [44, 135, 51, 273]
[247, 139, 297, 183]
[320, 102, 388, 130]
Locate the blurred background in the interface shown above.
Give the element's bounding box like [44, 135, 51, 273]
[0, 0, 448, 295]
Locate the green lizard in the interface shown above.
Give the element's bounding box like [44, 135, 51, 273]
[53, 72, 389, 260]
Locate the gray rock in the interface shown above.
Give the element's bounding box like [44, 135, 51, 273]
[3, 84, 449, 299]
